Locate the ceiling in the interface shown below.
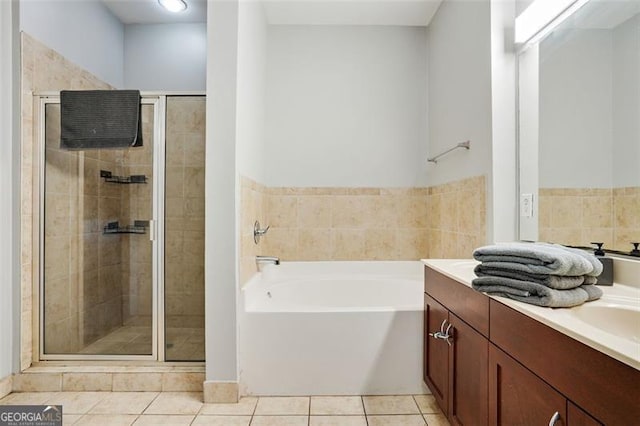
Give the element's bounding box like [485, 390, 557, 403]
[102, 0, 207, 24]
[263, 1, 443, 26]
[102, 0, 443, 26]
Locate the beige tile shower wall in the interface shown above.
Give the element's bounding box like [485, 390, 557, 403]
[238, 177, 267, 286]
[263, 187, 430, 262]
[21, 33, 113, 368]
[425, 176, 487, 259]
[120, 105, 155, 328]
[539, 187, 640, 252]
[43, 106, 124, 353]
[165, 97, 206, 331]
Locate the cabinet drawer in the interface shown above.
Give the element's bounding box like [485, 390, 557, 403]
[490, 299, 640, 425]
[425, 266, 489, 337]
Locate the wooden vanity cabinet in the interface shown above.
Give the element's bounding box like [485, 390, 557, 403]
[424, 265, 640, 426]
[489, 343, 567, 425]
[490, 299, 639, 425]
[424, 267, 489, 425]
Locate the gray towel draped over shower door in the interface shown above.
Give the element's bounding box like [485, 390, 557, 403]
[60, 90, 143, 150]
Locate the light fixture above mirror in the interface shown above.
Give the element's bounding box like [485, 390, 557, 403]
[515, 0, 590, 48]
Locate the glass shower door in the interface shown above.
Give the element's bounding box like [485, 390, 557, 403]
[41, 100, 156, 358]
[164, 96, 205, 361]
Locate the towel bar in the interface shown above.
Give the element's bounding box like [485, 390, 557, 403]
[427, 140, 471, 164]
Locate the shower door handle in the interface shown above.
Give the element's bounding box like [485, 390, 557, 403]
[149, 219, 156, 241]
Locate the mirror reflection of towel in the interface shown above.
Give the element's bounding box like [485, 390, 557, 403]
[60, 90, 142, 150]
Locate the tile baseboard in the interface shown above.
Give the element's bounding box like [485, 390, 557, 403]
[203, 381, 238, 403]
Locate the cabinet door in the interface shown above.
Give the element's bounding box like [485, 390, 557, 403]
[489, 344, 566, 426]
[448, 313, 488, 426]
[567, 402, 602, 426]
[424, 294, 449, 416]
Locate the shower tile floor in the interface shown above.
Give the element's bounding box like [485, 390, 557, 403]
[0, 393, 449, 425]
[79, 325, 205, 361]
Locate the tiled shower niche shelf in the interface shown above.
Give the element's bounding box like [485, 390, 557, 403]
[101, 169, 147, 184]
[103, 221, 148, 235]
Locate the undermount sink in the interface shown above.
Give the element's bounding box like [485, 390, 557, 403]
[572, 303, 640, 343]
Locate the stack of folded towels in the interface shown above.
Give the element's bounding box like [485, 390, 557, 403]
[472, 242, 603, 308]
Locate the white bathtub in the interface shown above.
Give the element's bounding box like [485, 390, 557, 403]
[239, 261, 427, 396]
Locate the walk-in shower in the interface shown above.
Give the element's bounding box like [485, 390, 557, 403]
[37, 93, 205, 361]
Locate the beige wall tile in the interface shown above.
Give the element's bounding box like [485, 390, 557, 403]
[62, 373, 112, 391]
[298, 229, 331, 260]
[396, 197, 428, 228]
[203, 382, 238, 404]
[298, 196, 331, 228]
[440, 192, 458, 232]
[12, 373, 62, 392]
[582, 196, 612, 228]
[331, 197, 366, 228]
[364, 229, 396, 260]
[331, 229, 365, 260]
[551, 196, 581, 228]
[0, 375, 12, 399]
[162, 373, 205, 392]
[396, 229, 428, 260]
[112, 373, 162, 392]
[241, 175, 486, 264]
[268, 196, 298, 228]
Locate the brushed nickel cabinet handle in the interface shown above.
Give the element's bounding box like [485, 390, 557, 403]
[549, 411, 561, 426]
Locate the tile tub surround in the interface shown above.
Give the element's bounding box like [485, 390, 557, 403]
[0, 393, 448, 426]
[238, 175, 487, 285]
[21, 33, 113, 368]
[425, 176, 487, 259]
[538, 186, 640, 252]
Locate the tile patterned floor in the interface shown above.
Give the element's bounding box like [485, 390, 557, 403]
[77, 325, 204, 361]
[0, 392, 450, 425]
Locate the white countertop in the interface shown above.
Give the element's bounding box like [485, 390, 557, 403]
[422, 258, 640, 371]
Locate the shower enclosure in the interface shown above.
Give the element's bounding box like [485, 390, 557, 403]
[37, 93, 205, 361]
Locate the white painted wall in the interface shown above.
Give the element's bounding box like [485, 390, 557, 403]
[264, 25, 428, 188]
[426, 0, 493, 187]
[490, 0, 517, 243]
[19, 0, 124, 87]
[539, 29, 613, 188]
[123, 23, 206, 91]
[518, 45, 540, 241]
[612, 15, 640, 188]
[236, 1, 268, 182]
[0, 0, 20, 377]
[205, 0, 238, 384]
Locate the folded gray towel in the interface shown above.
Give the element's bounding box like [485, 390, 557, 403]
[472, 242, 597, 276]
[554, 245, 603, 277]
[583, 276, 598, 285]
[60, 90, 142, 150]
[474, 264, 586, 289]
[472, 276, 603, 307]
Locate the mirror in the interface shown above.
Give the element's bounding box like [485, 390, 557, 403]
[518, 0, 640, 255]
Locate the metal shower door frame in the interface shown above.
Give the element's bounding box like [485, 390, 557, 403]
[36, 92, 168, 361]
